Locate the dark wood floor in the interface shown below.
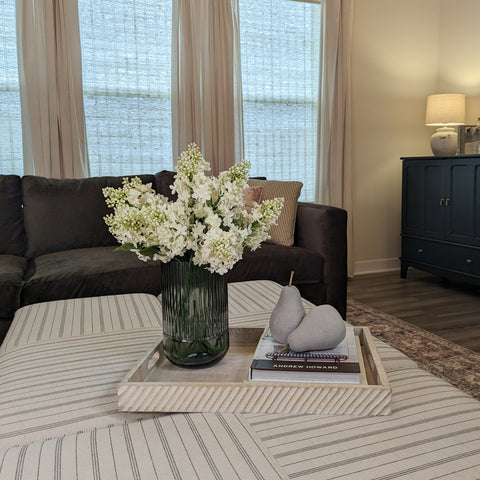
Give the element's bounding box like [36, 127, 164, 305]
[347, 268, 480, 353]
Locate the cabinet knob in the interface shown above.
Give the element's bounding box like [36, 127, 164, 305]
[446, 197, 451, 206]
[417, 248, 423, 253]
[439, 198, 444, 206]
[466, 258, 473, 264]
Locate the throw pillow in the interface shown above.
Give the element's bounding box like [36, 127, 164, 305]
[248, 179, 303, 246]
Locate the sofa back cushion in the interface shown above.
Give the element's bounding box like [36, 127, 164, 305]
[154, 170, 177, 201]
[22, 174, 155, 258]
[0, 175, 25, 255]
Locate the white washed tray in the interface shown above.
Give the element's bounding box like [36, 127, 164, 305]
[118, 326, 392, 416]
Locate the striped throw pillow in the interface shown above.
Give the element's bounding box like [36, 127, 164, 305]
[248, 179, 303, 246]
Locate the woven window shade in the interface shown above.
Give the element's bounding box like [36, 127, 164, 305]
[78, 0, 173, 176]
[0, 0, 23, 175]
[239, 0, 321, 202]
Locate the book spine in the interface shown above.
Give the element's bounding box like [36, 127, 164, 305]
[251, 359, 360, 373]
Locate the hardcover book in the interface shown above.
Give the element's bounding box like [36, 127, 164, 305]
[249, 324, 361, 384]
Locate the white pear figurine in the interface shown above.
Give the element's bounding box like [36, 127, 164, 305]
[269, 272, 306, 344]
[287, 304, 346, 352]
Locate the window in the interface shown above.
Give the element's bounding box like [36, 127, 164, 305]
[78, 0, 173, 176]
[4, 0, 321, 185]
[239, 0, 321, 201]
[0, 0, 23, 175]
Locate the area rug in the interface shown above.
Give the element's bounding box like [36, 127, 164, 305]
[347, 298, 480, 400]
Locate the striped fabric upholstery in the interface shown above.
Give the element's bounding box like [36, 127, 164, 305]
[246, 370, 480, 479]
[1, 294, 164, 351]
[1, 281, 479, 479]
[0, 414, 287, 480]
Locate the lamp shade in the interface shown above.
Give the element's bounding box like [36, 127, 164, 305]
[425, 94, 465, 126]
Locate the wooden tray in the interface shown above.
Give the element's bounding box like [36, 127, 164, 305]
[118, 326, 392, 416]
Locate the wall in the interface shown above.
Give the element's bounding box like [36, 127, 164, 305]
[351, 0, 439, 275]
[437, 0, 480, 124]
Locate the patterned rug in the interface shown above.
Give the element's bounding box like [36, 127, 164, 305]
[347, 298, 480, 400]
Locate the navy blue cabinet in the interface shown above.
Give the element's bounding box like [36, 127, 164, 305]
[401, 155, 480, 283]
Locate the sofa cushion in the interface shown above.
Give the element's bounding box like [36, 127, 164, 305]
[247, 179, 302, 247]
[227, 244, 324, 288]
[0, 175, 25, 256]
[22, 174, 156, 259]
[21, 246, 163, 307]
[0, 254, 27, 318]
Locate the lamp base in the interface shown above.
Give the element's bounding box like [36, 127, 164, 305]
[430, 127, 458, 156]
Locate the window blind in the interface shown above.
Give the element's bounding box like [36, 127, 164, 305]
[78, 0, 173, 177]
[239, 0, 321, 201]
[0, 0, 23, 175]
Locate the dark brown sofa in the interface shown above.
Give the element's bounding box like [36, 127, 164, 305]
[0, 172, 347, 340]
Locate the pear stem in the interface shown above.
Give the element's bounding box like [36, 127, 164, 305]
[289, 271, 294, 286]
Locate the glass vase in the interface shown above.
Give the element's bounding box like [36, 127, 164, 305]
[161, 260, 229, 368]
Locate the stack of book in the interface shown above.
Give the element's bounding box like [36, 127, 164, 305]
[249, 324, 362, 384]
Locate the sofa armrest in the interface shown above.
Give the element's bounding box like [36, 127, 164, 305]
[295, 202, 347, 318]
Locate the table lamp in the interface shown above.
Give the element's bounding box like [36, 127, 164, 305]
[425, 93, 465, 156]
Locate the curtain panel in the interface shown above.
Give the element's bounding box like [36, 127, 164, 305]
[172, 0, 243, 175]
[317, 0, 353, 275]
[17, 0, 89, 178]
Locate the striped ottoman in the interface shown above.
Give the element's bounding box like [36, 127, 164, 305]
[1, 281, 479, 479]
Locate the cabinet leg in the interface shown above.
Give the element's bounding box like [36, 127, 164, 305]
[400, 261, 408, 279]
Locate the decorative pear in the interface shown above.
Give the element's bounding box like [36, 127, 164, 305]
[269, 272, 305, 344]
[287, 304, 346, 352]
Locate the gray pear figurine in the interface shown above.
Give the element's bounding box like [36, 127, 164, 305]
[269, 284, 306, 344]
[287, 304, 346, 352]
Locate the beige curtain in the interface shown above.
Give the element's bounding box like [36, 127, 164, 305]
[17, 0, 89, 178]
[172, 0, 243, 175]
[317, 0, 353, 275]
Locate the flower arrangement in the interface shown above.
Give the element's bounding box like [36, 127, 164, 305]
[103, 144, 284, 275]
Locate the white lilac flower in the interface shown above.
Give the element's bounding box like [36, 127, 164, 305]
[103, 143, 284, 275]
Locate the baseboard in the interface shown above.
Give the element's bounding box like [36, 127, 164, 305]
[353, 258, 400, 276]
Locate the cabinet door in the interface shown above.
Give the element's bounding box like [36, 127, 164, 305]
[445, 161, 480, 246]
[402, 161, 445, 239]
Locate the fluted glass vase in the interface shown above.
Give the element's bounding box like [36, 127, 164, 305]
[161, 260, 229, 368]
